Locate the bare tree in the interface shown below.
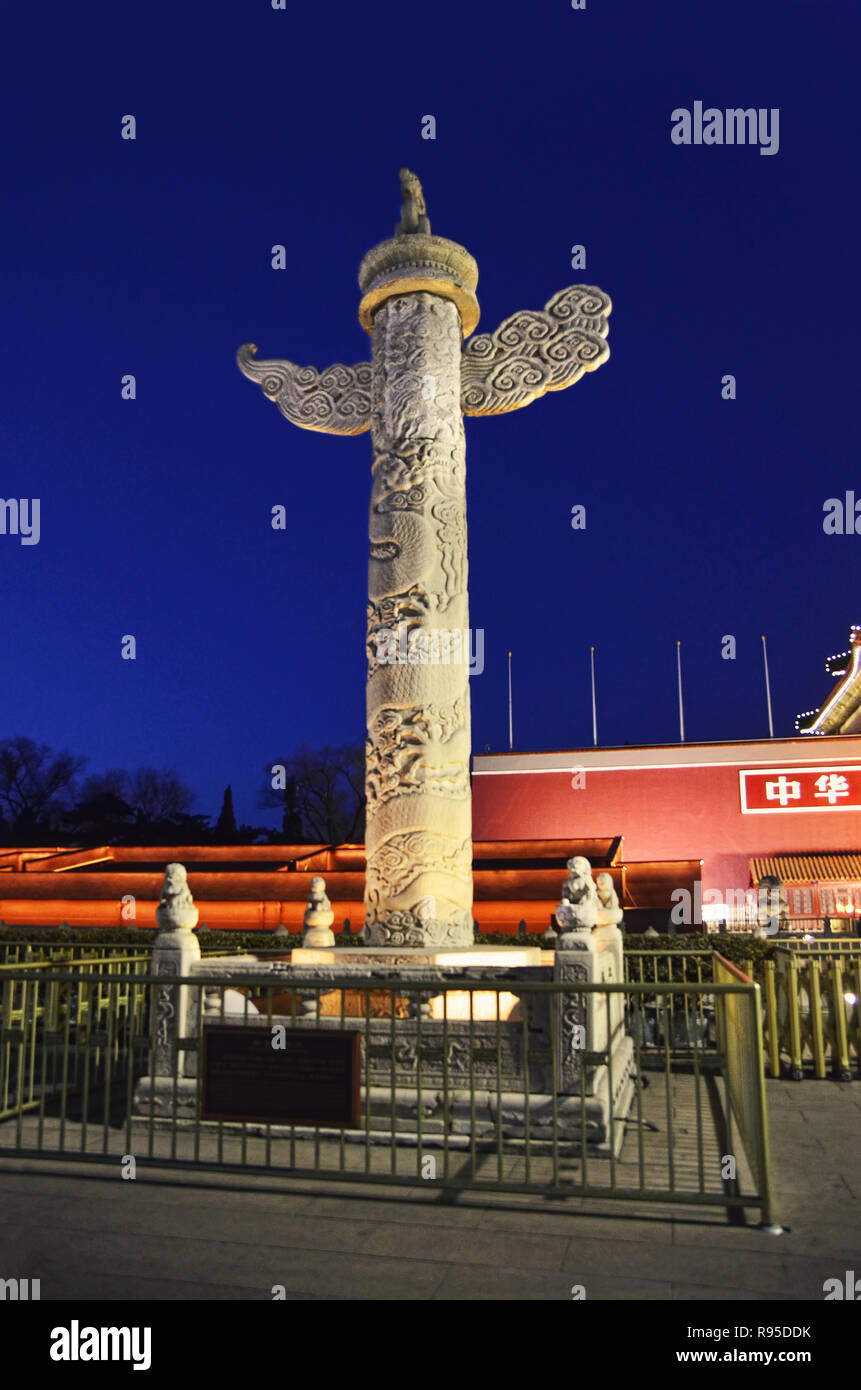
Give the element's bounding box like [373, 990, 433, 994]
[67, 767, 196, 839]
[0, 737, 86, 835]
[126, 767, 195, 823]
[261, 743, 365, 843]
[78, 770, 128, 801]
[65, 771, 135, 839]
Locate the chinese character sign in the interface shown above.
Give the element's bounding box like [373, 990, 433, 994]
[740, 766, 861, 813]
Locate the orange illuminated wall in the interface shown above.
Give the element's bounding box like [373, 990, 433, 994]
[0, 839, 695, 933]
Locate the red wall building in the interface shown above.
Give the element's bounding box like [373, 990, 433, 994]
[1, 746, 858, 935]
[472, 734, 861, 926]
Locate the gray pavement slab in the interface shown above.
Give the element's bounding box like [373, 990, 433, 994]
[0, 1073, 857, 1300]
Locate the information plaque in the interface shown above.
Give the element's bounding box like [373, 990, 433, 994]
[201, 1025, 361, 1128]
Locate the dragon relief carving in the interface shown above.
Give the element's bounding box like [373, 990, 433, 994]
[366, 587, 436, 678]
[365, 697, 470, 817]
[373, 484, 427, 516]
[236, 345, 372, 436]
[369, 473, 466, 621]
[373, 297, 462, 440]
[430, 499, 466, 600]
[372, 440, 465, 516]
[369, 541, 400, 561]
[461, 284, 612, 416]
[366, 622, 470, 683]
[364, 907, 472, 948]
[365, 832, 472, 908]
[366, 536, 464, 620]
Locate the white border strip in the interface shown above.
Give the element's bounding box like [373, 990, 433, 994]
[474, 757, 861, 776]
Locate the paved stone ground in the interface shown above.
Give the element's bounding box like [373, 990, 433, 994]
[0, 1062, 756, 1199]
[0, 1077, 857, 1300]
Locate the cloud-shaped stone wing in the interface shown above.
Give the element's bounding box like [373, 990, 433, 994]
[461, 285, 611, 417]
[237, 344, 371, 436]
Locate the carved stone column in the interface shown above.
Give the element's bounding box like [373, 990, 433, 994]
[237, 169, 612, 951]
[150, 863, 201, 1076]
[360, 230, 479, 948]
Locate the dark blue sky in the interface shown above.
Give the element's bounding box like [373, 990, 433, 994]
[1, 0, 858, 828]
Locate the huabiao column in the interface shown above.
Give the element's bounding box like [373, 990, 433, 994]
[357, 175, 480, 946]
[237, 169, 611, 951]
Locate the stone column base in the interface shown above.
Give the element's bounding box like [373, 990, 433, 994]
[131, 1037, 635, 1158]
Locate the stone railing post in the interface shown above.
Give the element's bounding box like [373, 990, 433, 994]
[150, 863, 201, 1076]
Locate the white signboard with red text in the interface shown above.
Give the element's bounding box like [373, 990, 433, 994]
[739, 766, 861, 814]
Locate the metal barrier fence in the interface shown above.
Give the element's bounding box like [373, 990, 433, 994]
[623, 949, 717, 1058]
[624, 949, 713, 984]
[0, 962, 776, 1222]
[778, 936, 861, 954]
[0, 955, 151, 1122]
[762, 949, 861, 1081]
[712, 954, 775, 1228]
[626, 944, 861, 1081]
[0, 940, 253, 966]
[0, 942, 148, 967]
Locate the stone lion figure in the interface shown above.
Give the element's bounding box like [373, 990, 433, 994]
[303, 874, 336, 948]
[555, 856, 599, 934]
[155, 862, 199, 932]
[395, 168, 431, 236]
[596, 872, 624, 929]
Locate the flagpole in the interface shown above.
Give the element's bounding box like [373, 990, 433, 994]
[761, 634, 774, 738]
[507, 650, 513, 751]
[676, 640, 685, 742]
[590, 645, 598, 746]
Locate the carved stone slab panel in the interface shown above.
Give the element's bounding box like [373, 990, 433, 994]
[461, 284, 611, 417]
[237, 344, 371, 436]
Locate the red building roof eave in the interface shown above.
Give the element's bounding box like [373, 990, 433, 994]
[797, 629, 861, 734]
[750, 851, 861, 883]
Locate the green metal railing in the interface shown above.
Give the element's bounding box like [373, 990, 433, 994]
[624, 948, 713, 985]
[0, 955, 151, 1125]
[713, 954, 776, 1227]
[623, 949, 717, 1060]
[0, 952, 151, 1020]
[780, 936, 861, 954]
[0, 940, 252, 967]
[0, 941, 149, 967]
[0, 961, 776, 1223]
[762, 949, 861, 1080]
[626, 943, 861, 1081]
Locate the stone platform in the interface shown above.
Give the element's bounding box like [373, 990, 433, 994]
[134, 931, 635, 1156]
[133, 1033, 635, 1158]
[289, 947, 548, 967]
